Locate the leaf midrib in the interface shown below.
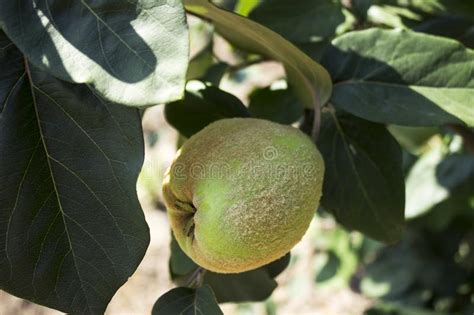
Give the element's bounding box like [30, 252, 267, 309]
[25, 60, 93, 314]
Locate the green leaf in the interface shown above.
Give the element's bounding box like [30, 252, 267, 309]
[0, 33, 23, 113]
[249, 0, 345, 43]
[0, 37, 149, 314]
[204, 268, 278, 303]
[317, 110, 405, 243]
[416, 16, 474, 49]
[387, 125, 438, 154]
[152, 285, 223, 315]
[405, 148, 474, 219]
[165, 81, 250, 138]
[169, 235, 289, 303]
[248, 87, 304, 125]
[321, 29, 474, 127]
[184, 0, 333, 111]
[187, 48, 215, 81]
[433, 0, 474, 18]
[235, 0, 260, 16]
[0, 0, 188, 106]
[169, 234, 198, 278]
[361, 251, 419, 299]
[315, 251, 341, 283]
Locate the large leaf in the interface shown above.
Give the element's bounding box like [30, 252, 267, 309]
[321, 29, 474, 127]
[416, 16, 474, 49]
[0, 0, 188, 106]
[165, 81, 250, 138]
[152, 286, 223, 315]
[405, 148, 474, 219]
[184, 0, 333, 114]
[248, 87, 304, 125]
[169, 236, 289, 303]
[0, 36, 149, 313]
[317, 111, 405, 243]
[249, 0, 345, 44]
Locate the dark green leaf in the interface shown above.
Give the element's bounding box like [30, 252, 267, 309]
[317, 110, 405, 243]
[264, 253, 291, 279]
[315, 251, 341, 283]
[296, 41, 331, 62]
[0, 0, 188, 106]
[169, 235, 289, 303]
[405, 149, 474, 219]
[249, 0, 344, 43]
[361, 251, 419, 299]
[152, 285, 223, 315]
[436, 0, 474, 18]
[187, 48, 215, 81]
[200, 62, 230, 87]
[365, 303, 444, 315]
[0, 37, 149, 314]
[0, 32, 23, 113]
[352, 0, 372, 20]
[165, 82, 250, 138]
[321, 29, 474, 127]
[169, 235, 200, 278]
[184, 0, 333, 110]
[416, 16, 474, 49]
[204, 269, 277, 303]
[248, 88, 303, 124]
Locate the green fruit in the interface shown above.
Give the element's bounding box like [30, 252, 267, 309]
[163, 118, 324, 273]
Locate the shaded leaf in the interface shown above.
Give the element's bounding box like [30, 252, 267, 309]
[416, 16, 474, 49]
[315, 251, 341, 283]
[248, 87, 303, 125]
[0, 32, 23, 113]
[361, 251, 419, 299]
[169, 234, 198, 278]
[0, 37, 149, 314]
[169, 235, 289, 303]
[152, 285, 223, 315]
[432, 0, 474, 18]
[0, 0, 188, 106]
[187, 47, 215, 81]
[204, 270, 277, 303]
[317, 110, 405, 243]
[406, 148, 474, 219]
[249, 0, 345, 43]
[165, 81, 250, 138]
[321, 29, 474, 127]
[184, 0, 333, 111]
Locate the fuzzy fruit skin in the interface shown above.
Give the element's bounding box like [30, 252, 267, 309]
[163, 118, 324, 273]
